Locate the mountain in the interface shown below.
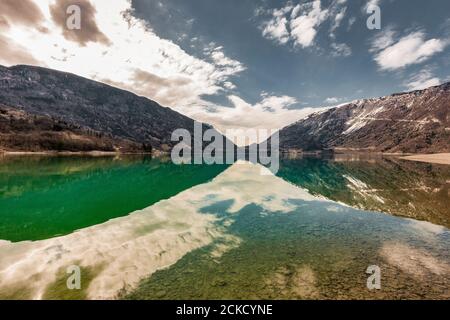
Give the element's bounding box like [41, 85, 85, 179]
[2, 64, 448, 155]
[278, 83, 450, 153]
[0, 64, 220, 153]
[0, 105, 148, 152]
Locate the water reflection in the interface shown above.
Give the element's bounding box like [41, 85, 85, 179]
[276, 155, 450, 228]
[0, 155, 228, 241]
[0, 161, 448, 300]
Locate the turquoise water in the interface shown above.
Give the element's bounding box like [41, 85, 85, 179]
[0, 155, 448, 299]
[0, 155, 228, 241]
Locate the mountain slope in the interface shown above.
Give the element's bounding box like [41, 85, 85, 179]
[0, 65, 216, 152]
[0, 104, 148, 152]
[279, 83, 450, 153]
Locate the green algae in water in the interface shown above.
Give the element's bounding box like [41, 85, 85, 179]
[126, 200, 450, 300]
[42, 264, 103, 300]
[0, 262, 104, 300]
[1, 157, 449, 300]
[0, 274, 42, 300]
[0, 155, 228, 242]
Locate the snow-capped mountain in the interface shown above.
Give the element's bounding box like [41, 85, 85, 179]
[279, 82, 450, 153]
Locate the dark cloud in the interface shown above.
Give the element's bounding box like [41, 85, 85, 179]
[0, 16, 10, 30]
[0, 0, 44, 27]
[49, 0, 111, 46]
[98, 69, 193, 107]
[133, 69, 191, 88]
[0, 34, 40, 66]
[131, 69, 193, 106]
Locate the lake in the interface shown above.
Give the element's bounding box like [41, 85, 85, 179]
[0, 155, 448, 299]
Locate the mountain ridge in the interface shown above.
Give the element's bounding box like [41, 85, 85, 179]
[1, 64, 449, 154]
[277, 82, 450, 154]
[0, 64, 224, 153]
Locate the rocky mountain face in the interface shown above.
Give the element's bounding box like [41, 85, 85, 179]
[0, 104, 148, 152]
[0, 65, 220, 153]
[2, 65, 448, 154]
[279, 83, 450, 153]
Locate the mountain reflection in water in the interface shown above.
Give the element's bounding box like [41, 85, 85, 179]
[276, 155, 450, 228]
[0, 158, 448, 300]
[0, 155, 228, 242]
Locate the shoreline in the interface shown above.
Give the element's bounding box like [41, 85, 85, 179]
[399, 153, 450, 165]
[1, 150, 449, 165]
[0, 150, 162, 157]
[282, 150, 450, 165]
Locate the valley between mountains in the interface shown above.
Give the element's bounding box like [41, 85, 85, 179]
[0, 64, 448, 156]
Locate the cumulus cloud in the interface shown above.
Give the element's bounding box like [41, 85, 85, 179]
[371, 31, 447, 70]
[259, 0, 351, 53]
[261, 5, 292, 45]
[0, 34, 40, 66]
[205, 45, 246, 77]
[0, 1, 251, 123]
[0, 0, 45, 27]
[330, 6, 346, 38]
[109, 69, 195, 107]
[290, 0, 329, 48]
[331, 42, 352, 57]
[364, 0, 381, 11]
[186, 93, 322, 136]
[0, 0, 318, 135]
[369, 27, 396, 52]
[404, 68, 441, 91]
[324, 97, 339, 104]
[223, 81, 236, 90]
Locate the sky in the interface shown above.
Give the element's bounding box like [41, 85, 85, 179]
[0, 0, 449, 133]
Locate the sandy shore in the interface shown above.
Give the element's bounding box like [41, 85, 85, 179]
[400, 153, 450, 165]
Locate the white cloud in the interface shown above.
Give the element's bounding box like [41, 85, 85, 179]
[347, 17, 356, 30]
[404, 69, 441, 91]
[330, 6, 347, 37]
[223, 81, 236, 90]
[364, 0, 381, 11]
[186, 93, 321, 134]
[0, 0, 248, 110]
[207, 46, 246, 77]
[370, 27, 396, 52]
[331, 42, 352, 57]
[261, 6, 292, 45]
[259, 0, 351, 55]
[372, 31, 447, 70]
[0, 0, 323, 136]
[290, 0, 329, 48]
[324, 97, 339, 104]
[0, 0, 304, 133]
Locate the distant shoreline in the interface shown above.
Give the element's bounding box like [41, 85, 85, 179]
[2, 150, 449, 165]
[400, 153, 450, 165]
[0, 150, 160, 156]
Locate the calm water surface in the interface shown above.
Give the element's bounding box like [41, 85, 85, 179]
[0, 155, 448, 299]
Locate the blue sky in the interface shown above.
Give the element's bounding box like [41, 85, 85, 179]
[132, 0, 450, 106]
[1, 0, 449, 131]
